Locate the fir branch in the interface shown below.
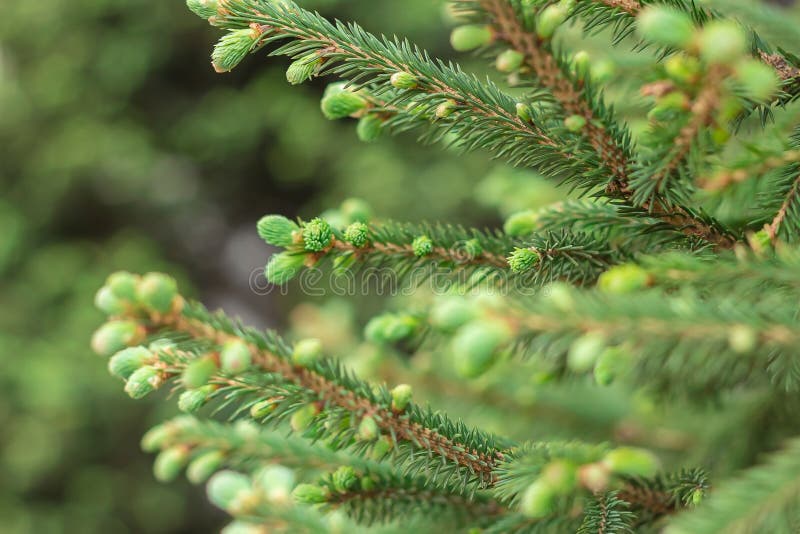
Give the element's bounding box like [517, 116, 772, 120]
[104, 282, 512, 489]
[699, 148, 800, 192]
[210, 0, 596, 178]
[618, 469, 708, 522]
[768, 173, 800, 241]
[452, 0, 736, 250]
[577, 492, 635, 534]
[456, 0, 633, 186]
[666, 437, 800, 534]
[259, 216, 624, 289]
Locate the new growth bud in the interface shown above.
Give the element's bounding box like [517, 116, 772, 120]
[302, 217, 333, 251]
[182, 356, 218, 389]
[92, 320, 144, 357]
[496, 49, 525, 73]
[136, 272, 178, 313]
[356, 114, 384, 143]
[125, 365, 164, 399]
[265, 252, 306, 285]
[357, 415, 380, 441]
[390, 383, 413, 411]
[187, 450, 225, 485]
[286, 53, 323, 85]
[452, 320, 511, 378]
[212, 27, 261, 73]
[508, 248, 539, 273]
[292, 338, 323, 366]
[412, 235, 433, 257]
[220, 339, 252, 374]
[536, 4, 568, 40]
[450, 25, 493, 52]
[108, 346, 154, 380]
[320, 86, 367, 119]
[390, 71, 418, 89]
[154, 446, 190, 482]
[178, 385, 216, 413]
[292, 483, 330, 504]
[257, 215, 299, 247]
[636, 7, 695, 49]
[343, 222, 369, 247]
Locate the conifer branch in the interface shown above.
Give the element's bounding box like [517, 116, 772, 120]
[665, 437, 800, 533]
[577, 492, 635, 534]
[451, 0, 736, 250]
[258, 215, 624, 289]
[468, 0, 633, 183]
[208, 0, 598, 177]
[768, 173, 800, 241]
[700, 148, 800, 192]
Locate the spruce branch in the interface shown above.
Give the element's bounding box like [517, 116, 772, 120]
[577, 492, 635, 534]
[94, 274, 512, 489]
[258, 215, 624, 289]
[450, 0, 737, 250]
[665, 437, 800, 534]
[203, 0, 601, 179]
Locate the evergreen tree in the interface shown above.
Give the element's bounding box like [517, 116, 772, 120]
[91, 0, 800, 531]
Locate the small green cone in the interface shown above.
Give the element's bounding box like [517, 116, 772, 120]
[187, 450, 225, 484]
[292, 338, 323, 366]
[108, 346, 153, 380]
[265, 252, 306, 285]
[207, 471, 252, 510]
[597, 263, 651, 294]
[358, 415, 380, 441]
[603, 447, 660, 477]
[220, 340, 252, 374]
[450, 25, 493, 52]
[390, 71, 418, 89]
[356, 114, 384, 143]
[699, 21, 747, 65]
[452, 320, 510, 378]
[390, 384, 413, 411]
[636, 6, 695, 48]
[153, 446, 190, 482]
[302, 217, 333, 251]
[91, 320, 144, 357]
[519, 480, 556, 518]
[320, 90, 367, 120]
[292, 483, 330, 504]
[136, 272, 178, 313]
[257, 215, 299, 247]
[212, 27, 260, 73]
[332, 466, 358, 492]
[567, 332, 607, 373]
[343, 222, 370, 247]
[182, 356, 218, 389]
[125, 365, 163, 399]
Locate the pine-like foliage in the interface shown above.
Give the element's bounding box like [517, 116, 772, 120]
[89, 0, 800, 531]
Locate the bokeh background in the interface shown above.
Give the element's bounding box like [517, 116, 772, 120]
[1, 0, 798, 532]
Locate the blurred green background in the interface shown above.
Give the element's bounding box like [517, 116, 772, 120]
[1, 0, 798, 533]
